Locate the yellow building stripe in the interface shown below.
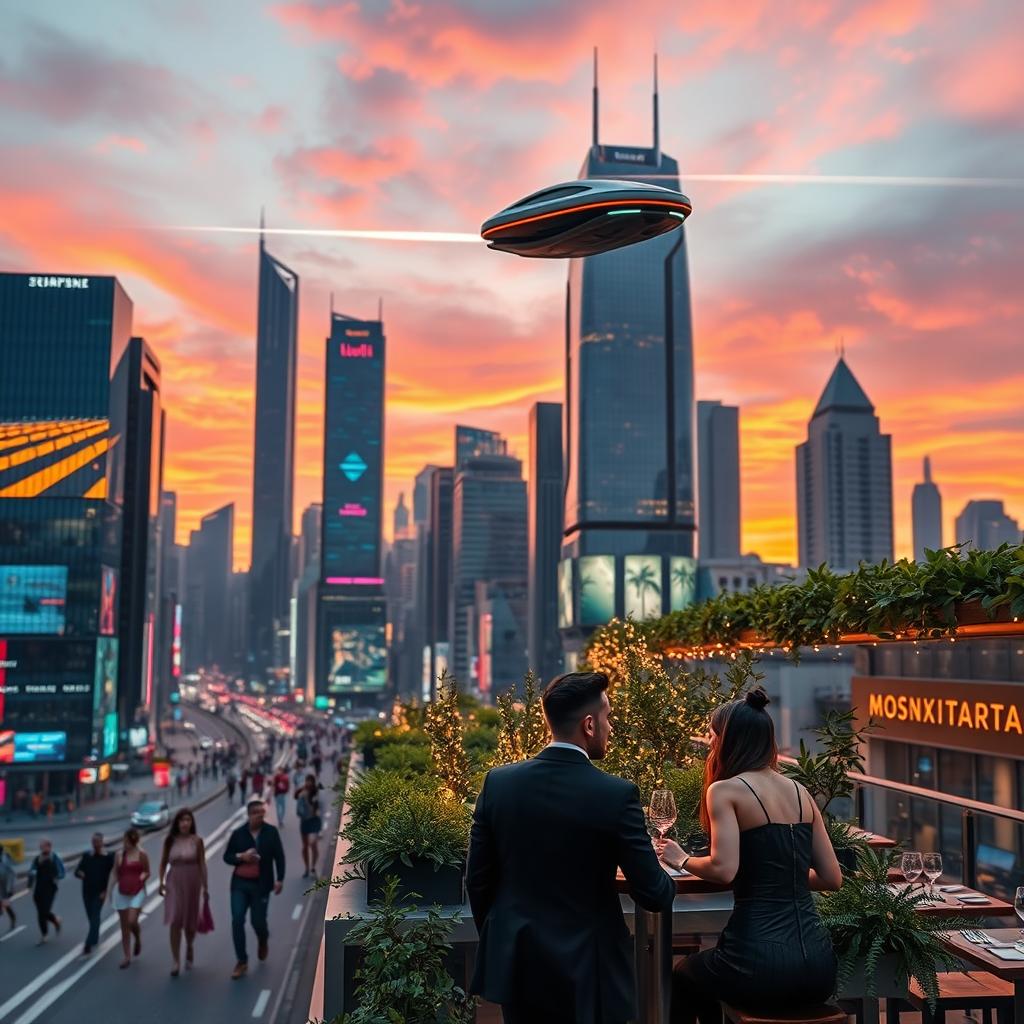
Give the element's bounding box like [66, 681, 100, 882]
[0, 437, 111, 498]
[82, 477, 107, 499]
[0, 422, 107, 471]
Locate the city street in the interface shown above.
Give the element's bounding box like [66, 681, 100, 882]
[0, 709, 340, 1024]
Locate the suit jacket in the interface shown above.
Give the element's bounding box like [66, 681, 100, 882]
[466, 746, 676, 1023]
[222, 822, 285, 894]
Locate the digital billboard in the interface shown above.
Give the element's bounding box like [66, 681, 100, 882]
[325, 622, 387, 693]
[99, 566, 117, 636]
[624, 555, 663, 621]
[322, 317, 385, 582]
[0, 730, 68, 763]
[94, 637, 118, 755]
[670, 557, 697, 612]
[557, 559, 573, 628]
[578, 555, 615, 626]
[0, 566, 68, 634]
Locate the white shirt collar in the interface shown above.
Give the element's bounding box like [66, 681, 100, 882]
[547, 741, 590, 760]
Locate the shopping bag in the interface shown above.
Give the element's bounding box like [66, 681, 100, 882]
[197, 893, 214, 934]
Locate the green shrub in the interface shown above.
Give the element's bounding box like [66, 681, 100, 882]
[465, 706, 501, 730]
[374, 742, 433, 777]
[662, 759, 705, 846]
[345, 769, 436, 829]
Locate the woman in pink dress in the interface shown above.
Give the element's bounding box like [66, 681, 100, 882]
[158, 808, 208, 977]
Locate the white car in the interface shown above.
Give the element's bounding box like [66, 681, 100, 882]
[199, 735, 214, 750]
[130, 800, 169, 830]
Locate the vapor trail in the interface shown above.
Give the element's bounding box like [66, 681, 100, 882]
[622, 173, 1024, 188]
[160, 225, 482, 243]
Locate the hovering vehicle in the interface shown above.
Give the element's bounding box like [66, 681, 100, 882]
[130, 799, 170, 830]
[481, 178, 691, 259]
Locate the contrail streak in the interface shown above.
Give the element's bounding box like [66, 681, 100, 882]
[620, 173, 1024, 188]
[160, 225, 482, 243]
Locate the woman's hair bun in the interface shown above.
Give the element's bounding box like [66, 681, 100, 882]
[745, 688, 770, 711]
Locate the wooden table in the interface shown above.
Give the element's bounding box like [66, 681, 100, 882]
[859, 831, 897, 849]
[938, 928, 1024, 1024]
[886, 881, 1015, 918]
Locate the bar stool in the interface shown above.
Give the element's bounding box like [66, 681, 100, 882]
[721, 1001, 849, 1024]
[885, 971, 1014, 1024]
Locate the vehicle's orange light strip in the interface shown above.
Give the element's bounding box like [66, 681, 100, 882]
[483, 198, 691, 238]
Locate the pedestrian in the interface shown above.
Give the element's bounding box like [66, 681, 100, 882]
[31, 791, 43, 818]
[74, 832, 113, 954]
[158, 808, 207, 976]
[186, 768, 194, 797]
[251, 767, 265, 800]
[226, 767, 237, 801]
[272, 766, 290, 827]
[112, 828, 150, 968]
[239, 768, 249, 806]
[27, 838, 64, 944]
[311, 751, 322, 777]
[223, 799, 285, 980]
[291, 761, 304, 792]
[295, 774, 323, 879]
[0, 848, 17, 930]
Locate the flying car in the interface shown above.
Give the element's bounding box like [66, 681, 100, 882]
[481, 178, 691, 258]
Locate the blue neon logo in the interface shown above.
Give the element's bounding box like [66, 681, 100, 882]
[340, 452, 367, 481]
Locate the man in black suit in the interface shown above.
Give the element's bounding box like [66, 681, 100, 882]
[223, 798, 285, 979]
[467, 670, 676, 1023]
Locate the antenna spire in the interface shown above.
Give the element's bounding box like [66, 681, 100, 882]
[592, 47, 600, 149]
[653, 52, 660, 162]
[378, 296, 383, 321]
[330, 291, 334, 316]
[259, 206, 265, 249]
[924, 455, 933, 484]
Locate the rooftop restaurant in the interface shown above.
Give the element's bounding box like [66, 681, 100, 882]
[310, 545, 1024, 1024]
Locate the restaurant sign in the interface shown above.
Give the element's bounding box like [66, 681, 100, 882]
[852, 676, 1024, 758]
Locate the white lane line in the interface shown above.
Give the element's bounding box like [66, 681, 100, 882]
[252, 989, 272, 1018]
[0, 805, 246, 1024]
[0, 926, 25, 943]
[291, 903, 302, 921]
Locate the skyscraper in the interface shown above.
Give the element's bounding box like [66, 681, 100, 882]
[451, 444, 527, 687]
[911, 456, 943, 561]
[796, 358, 893, 570]
[393, 492, 410, 539]
[528, 402, 563, 682]
[299, 503, 322, 575]
[561, 58, 696, 655]
[955, 500, 1021, 551]
[0, 272, 136, 794]
[697, 400, 741, 559]
[184, 504, 234, 673]
[249, 225, 298, 683]
[315, 312, 388, 701]
[456, 425, 507, 469]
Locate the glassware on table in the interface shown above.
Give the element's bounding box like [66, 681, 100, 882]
[901, 851, 924, 890]
[647, 789, 677, 856]
[922, 852, 943, 897]
[1014, 886, 1024, 939]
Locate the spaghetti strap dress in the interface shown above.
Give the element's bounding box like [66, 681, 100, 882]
[164, 837, 202, 931]
[672, 779, 837, 1022]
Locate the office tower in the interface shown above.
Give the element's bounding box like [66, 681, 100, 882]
[796, 357, 893, 570]
[955, 500, 1021, 551]
[912, 457, 943, 561]
[528, 402, 564, 682]
[184, 504, 234, 672]
[0, 272, 134, 792]
[413, 466, 436, 526]
[393, 491, 410, 539]
[450, 445, 528, 687]
[299, 503, 323, 575]
[315, 312, 388, 701]
[561, 58, 696, 655]
[697, 400, 741, 559]
[475, 578, 529, 695]
[249, 224, 298, 683]
[385, 503, 418, 695]
[455, 425, 507, 469]
[117, 337, 164, 740]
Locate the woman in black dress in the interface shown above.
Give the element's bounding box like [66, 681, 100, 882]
[660, 690, 843, 1023]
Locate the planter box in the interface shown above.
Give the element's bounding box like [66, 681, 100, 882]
[837, 953, 909, 1000]
[365, 858, 465, 907]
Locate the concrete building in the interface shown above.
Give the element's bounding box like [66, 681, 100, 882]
[955, 500, 1021, 551]
[697, 400, 741, 560]
[911, 456, 943, 561]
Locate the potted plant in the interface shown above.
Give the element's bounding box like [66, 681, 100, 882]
[343, 780, 471, 907]
[337, 876, 475, 1024]
[816, 850, 966, 1005]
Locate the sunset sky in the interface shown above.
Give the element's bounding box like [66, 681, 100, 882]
[3, 0, 1023, 569]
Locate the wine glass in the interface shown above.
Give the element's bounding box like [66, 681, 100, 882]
[922, 853, 942, 898]
[1014, 886, 1024, 941]
[901, 851, 923, 892]
[648, 789, 677, 857]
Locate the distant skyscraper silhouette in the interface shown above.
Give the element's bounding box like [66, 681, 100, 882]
[796, 358, 893, 570]
[911, 456, 943, 561]
[393, 492, 410, 539]
[955, 500, 1021, 551]
[697, 401, 741, 559]
[249, 220, 298, 680]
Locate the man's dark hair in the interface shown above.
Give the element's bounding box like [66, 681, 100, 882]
[542, 671, 609, 734]
[247, 799, 265, 814]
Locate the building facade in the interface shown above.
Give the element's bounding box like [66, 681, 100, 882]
[184, 504, 234, 675]
[527, 402, 563, 683]
[249, 231, 298, 684]
[796, 358, 893, 570]
[911, 456, 943, 561]
[955, 500, 1021, 551]
[697, 400, 740, 560]
[560, 70, 696, 659]
[455, 426, 506, 469]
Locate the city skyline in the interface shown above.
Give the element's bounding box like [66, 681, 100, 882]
[3, 4, 1024, 568]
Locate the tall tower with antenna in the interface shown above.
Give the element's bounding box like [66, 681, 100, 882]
[559, 52, 696, 659]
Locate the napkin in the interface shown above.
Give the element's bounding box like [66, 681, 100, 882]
[938, 885, 965, 893]
[989, 947, 1024, 961]
[957, 896, 991, 903]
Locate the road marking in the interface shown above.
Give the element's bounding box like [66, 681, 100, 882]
[0, 805, 246, 1024]
[252, 989, 272, 1018]
[291, 903, 302, 920]
[0, 926, 25, 943]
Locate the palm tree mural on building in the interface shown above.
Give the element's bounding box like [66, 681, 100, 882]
[671, 557, 696, 610]
[625, 558, 661, 620]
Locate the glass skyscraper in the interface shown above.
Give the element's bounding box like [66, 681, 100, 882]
[249, 230, 298, 682]
[561, 69, 696, 649]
